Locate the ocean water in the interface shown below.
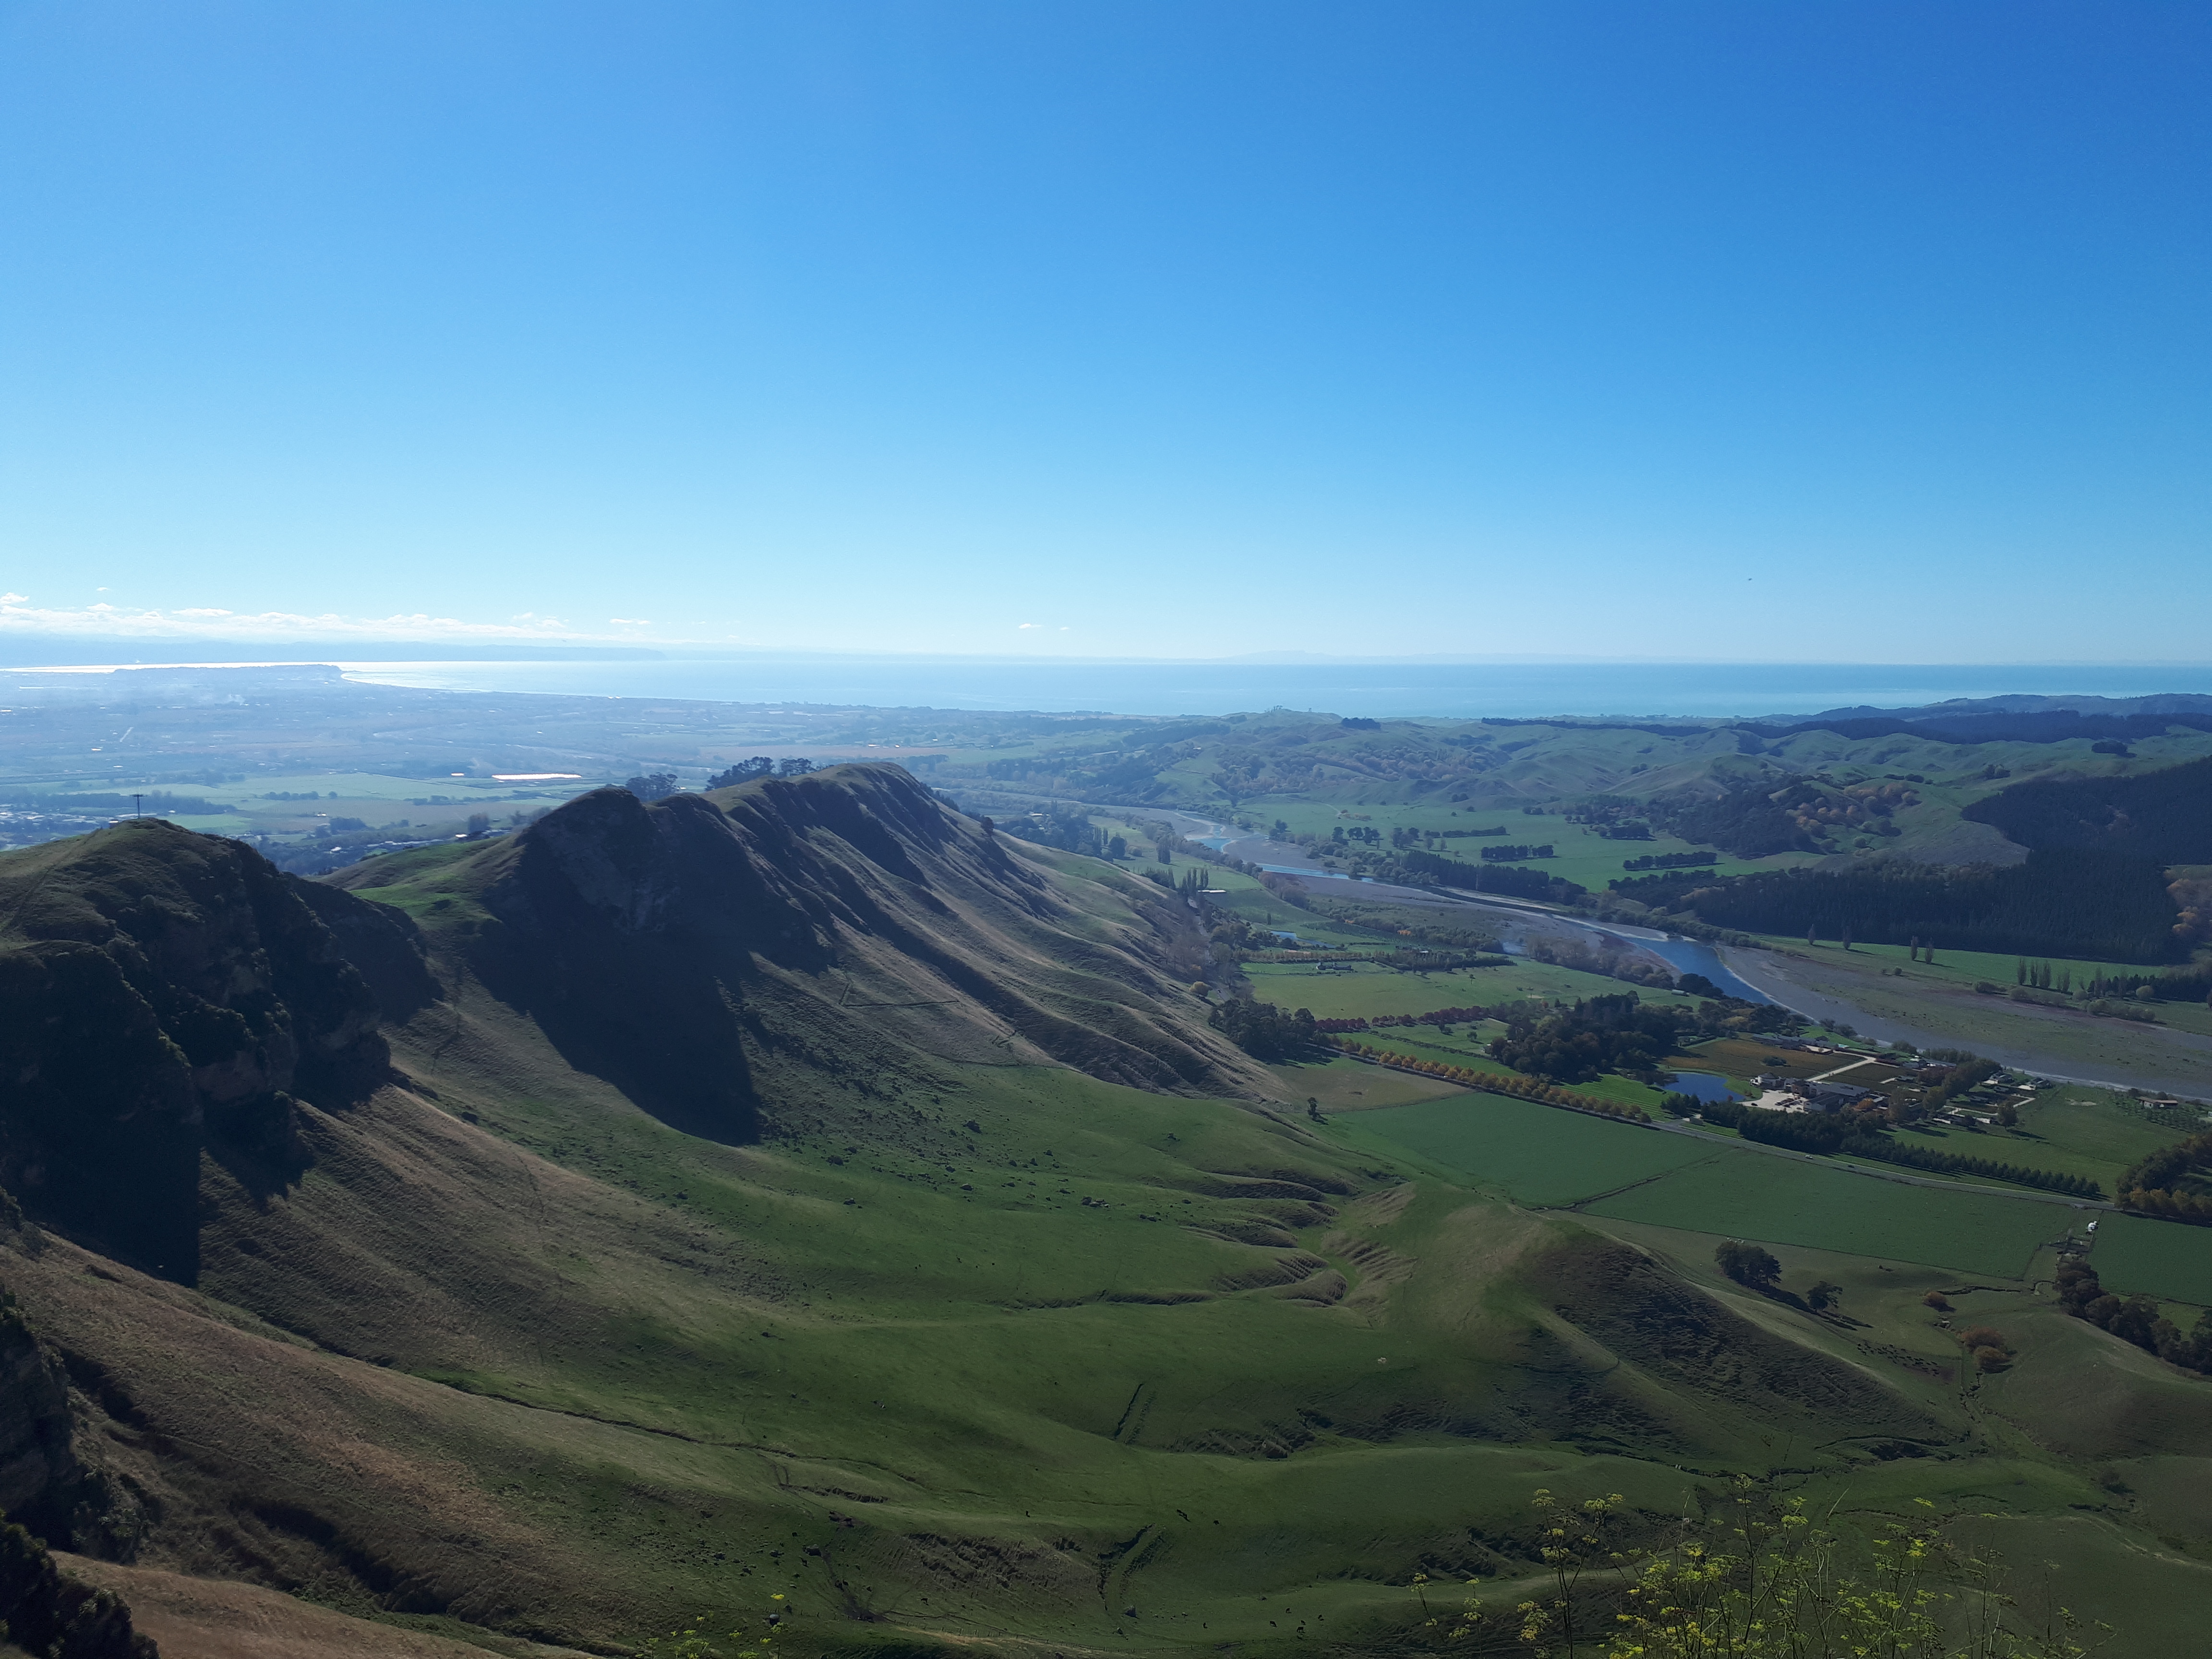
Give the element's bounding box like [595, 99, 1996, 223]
[326, 657, 2212, 720]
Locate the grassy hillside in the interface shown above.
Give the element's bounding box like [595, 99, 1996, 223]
[5, 767, 2212, 1654]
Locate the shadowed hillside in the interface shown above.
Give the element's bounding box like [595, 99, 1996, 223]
[2, 765, 2207, 1654]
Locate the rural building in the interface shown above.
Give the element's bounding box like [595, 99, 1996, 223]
[1792, 1080, 1879, 1113]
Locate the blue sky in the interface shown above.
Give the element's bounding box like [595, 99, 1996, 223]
[1, 1, 2205, 661]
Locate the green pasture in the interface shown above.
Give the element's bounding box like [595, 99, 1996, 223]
[1885, 1087, 2191, 1194]
[1581, 1149, 2069, 1278]
[1272, 1054, 1471, 1111]
[1243, 956, 1700, 1022]
[1334, 1095, 1717, 1205]
[2090, 1214, 2212, 1308]
[1257, 801, 1797, 890]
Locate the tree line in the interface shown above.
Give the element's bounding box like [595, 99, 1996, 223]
[703, 757, 816, 789]
[1396, 847, 1587, 903]
[1682, 1096, 2102, 1197]
[1620, 849, 1717, 871]
[1321, 1036, 1649, 1121]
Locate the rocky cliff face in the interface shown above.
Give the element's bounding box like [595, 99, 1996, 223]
[446, 767, 1251, 1141]
[0, 821, 406, 1280]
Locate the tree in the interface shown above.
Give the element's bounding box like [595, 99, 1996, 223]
[465, 812, 492, 838]
[1806, 1280, 1843, 1313]
[625, 772, 677, 802]
[1716, 1239, 1781, 1289]
[776, 758, 815, 777]
[705, 757, 774, 788]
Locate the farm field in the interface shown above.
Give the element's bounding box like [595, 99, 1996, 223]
[1272, 1054, 1471, 1111]
[2089, 1214, 2212, 1308]
[1342, 1094, 2080, 1277]
[1335, 1095, 1722, 1205]
[1878, 1086, 2193, 1194]
[1243, 957, 1702, 1021]
[1252, 800, 1811, 892]
[1582, 1148, 2071, 1277]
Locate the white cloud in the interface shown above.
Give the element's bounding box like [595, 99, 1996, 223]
[1017, 622, 1041, 629]
[609, 617, 651, 625]
[0, 597, 594, 642]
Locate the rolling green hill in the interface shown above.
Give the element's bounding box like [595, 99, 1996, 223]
[4, 767, 2212, 1655]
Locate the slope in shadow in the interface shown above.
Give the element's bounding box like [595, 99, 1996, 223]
[399, 766, 1253, 1142]
[0, 822, 400, 1281]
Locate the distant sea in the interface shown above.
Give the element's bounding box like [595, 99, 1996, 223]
[325, 658, 2212, 721]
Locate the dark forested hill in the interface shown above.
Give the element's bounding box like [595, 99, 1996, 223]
[1614, 846, 2185, 962]
[1963, 755, 2212, 865]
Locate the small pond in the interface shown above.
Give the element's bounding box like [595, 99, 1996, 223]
[1663, 1070, 1741, 1104]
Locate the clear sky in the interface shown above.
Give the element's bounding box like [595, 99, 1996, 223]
[1, 1, 2205, 662]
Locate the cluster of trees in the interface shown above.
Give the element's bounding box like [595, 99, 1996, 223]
[1683, 1097, 2102, 1196]
[1925, 1056, 2002, 1107]
[1517, 931, 1679, 989]
[1322, 1037, 1648, 1119]
[1396, 847, 1587, 903]
[2057, 1256, 2212, 1374]
[1488, 993, 1690, 1084]
[1715, 1238, 1780, 1287]
[1207, 998, 1318, 1061]
[999, 809, 1128, 860]
[1621, 849, 1718, 871]
[1479, 842, 1554, 861]
[2077, 962, 2212, 1003]
[1645, 781, 1829, 858]
[704, 757, 815, 789]
[1609, 846, 2185, 962]
[2116, 1130, 2212, 1224]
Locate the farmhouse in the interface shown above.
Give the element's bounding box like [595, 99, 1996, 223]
[1792, 1079, 1879, 1114]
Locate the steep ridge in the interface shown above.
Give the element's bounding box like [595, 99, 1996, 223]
[0, 767, 2121, 1654]
[0, 821, 391, 1280]
[336, 765, 1266, 1142]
